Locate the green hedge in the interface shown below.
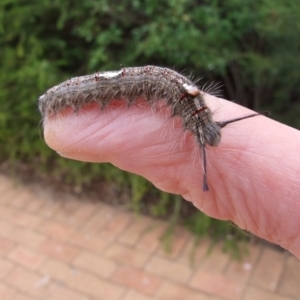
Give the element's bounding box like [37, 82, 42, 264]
[1, 0, 299, 248]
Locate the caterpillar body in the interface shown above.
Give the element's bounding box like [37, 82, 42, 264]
[38, 65, 261, 191]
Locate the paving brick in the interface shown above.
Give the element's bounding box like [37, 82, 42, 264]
[5, 267, 47, 298]
[199, 243, 230, 272]
[243, 286, 291, 300]
[52, 198, 81, 223]
[189, 270, 244, 300]
[251, 247, 285, 291]
[24, 196, 44, 213]
[2, 185, 32, 209]
[100, 210, 133, 240]
[210, 297, 234, 300]
[137, 221, 168, 254]
[0, 236, 14, 256]
[112, 266, 162, 296]
[9, 189, 34, 209]
[14, 294, 34, 300]
[146, 256, 192, 283]
[73, 250, 117, 278]
[156, 281, 210, 300]
[38, 220, 75, 240]
[68, 231, 110, 253]
[6, 226, 46, 249]
[0, 220, 45, 247]
[225, 242, 261, 285]
[0, 282, 17, 300]
[75, 271, 124, 300]
[122, 289, 153, 300]
[0, 257, 14, 279]
[0, 219, 15, 238]
[178, 238, 210, 268]
[105, 242, 149, 267]
[66, 202, 97, 225]
[0, 174, 14, 194]
[41, 258, 123, 299]
[0, 204, 43, 229]
[39, 201, 62, 219]
[0, 184, 21, 204]
[43, 282, 89, 300]
[1, 185, 14, 202]
[41, 258, 82, 286]
[278, 254, 300, 299]
[82, 204, 116, 232]
[157, 227, 191, 259]
[119, 216, 152, 246]
[8, 246, 47, 270]
[38, 239, 79, 262]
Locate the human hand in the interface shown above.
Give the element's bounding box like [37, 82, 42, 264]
[43, 94, 300, 259]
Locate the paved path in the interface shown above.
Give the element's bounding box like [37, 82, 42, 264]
[0, 173, 299, 300]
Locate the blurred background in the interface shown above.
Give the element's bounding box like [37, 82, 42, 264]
[0, 1, 300, 299]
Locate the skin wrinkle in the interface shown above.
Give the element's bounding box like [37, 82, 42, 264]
[236, 195, 255, 233]
[254, 197, 271, 240]
[246, 166, 270, 232]
[211, 155, 247, 211]
[66, 126, 105, 158]
[47, 107, 102, 154]
[288, 224, 300, 251]
[196, 163, 227, 219]
[220, 177, 241, 221]
[56, 108, 121, 162]
[225, 150, 264, 191]
[211, 110, 298, 246]
[284, 210, 300, 248]
[237, 193, 268, 239]
[261, 223, 277, 246]
[180, 168, 198, 202]
[223, 185, 239, 222]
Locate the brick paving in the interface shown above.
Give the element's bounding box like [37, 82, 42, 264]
[0, 173, 299, 300]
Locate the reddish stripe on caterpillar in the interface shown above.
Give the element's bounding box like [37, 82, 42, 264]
[38, 65, 264, 191]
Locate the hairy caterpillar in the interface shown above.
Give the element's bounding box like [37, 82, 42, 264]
[38, 65, 262, 191]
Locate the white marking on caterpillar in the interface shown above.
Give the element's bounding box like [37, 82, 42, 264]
[38, 65, 263, 191]
[99, 70, 123, 79]
[182, 84, 200, 96]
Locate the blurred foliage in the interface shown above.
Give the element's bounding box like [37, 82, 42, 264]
[1, 0, 299, 250]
